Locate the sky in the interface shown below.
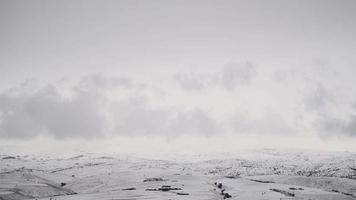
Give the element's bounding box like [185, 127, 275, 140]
[0, 0, 356, 155]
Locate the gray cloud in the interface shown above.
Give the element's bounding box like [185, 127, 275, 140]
[230, 113, 295, 135]
[175, 62, 257, 91]
[110, 96, 224, 136]
[174, 73, 210, 91]
[272, 65, 356, 138]
[0, 74, 223, 139]
[1, 70, 355, 141]
[304, 83, 335, 112]
[77, 73, 133, 91]
[169, 108, 224, 136]
[110, 96, 172, 136]
[318, 109, 356, 138]
[216, 62, 257, 90]
[344, 115, 356, 136]
[0, 84, 107, 139]
[0, 74, 136, 139]
[272, 69, 298, 83]
[302, 82, 356, 137]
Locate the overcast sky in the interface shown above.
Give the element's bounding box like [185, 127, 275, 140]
[1, 0, 356, 155]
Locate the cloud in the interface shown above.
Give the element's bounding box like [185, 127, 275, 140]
[0, 74, 223, 139]
[230, 113, 295, 135]
[0, 74, 136, 139]
[175, 62, 257, 91]
[169, 108, 224, 136]
[344, 115, 356, 136]
[317, 110, 356, 138]
[76, 73, 133, 91]
[110, 96, 224, 136]
[110, 96, 172, 136]
[174, 73, 210, 91]
[0, 84, 107, 139]
[304, 83, 335, 112]
[1, 70, 354, 141]
[302, 82, 356, 137]
[271, 65, 356, 138]
[216, 62, 257, 90]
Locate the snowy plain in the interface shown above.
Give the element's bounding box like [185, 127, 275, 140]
[1, 149, 356, 200]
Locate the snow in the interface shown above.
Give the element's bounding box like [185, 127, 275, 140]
[0, 150, 355, 200]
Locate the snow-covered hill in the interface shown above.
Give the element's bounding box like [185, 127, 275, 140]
[1, 150, 355, 200]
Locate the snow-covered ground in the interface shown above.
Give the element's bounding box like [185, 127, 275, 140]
[1, 149, 356, 200]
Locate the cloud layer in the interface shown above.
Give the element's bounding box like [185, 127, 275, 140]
[0, 82, 106, 139]
[0, 74, 225, 139]
[0, 61, 355, 141]
[175, 62, 257, 91]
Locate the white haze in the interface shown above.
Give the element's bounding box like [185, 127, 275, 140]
[1, 0, 356, 156]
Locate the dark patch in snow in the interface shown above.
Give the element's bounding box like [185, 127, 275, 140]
[122, 187, 136, 190]
[248, 179, 275, 183]
[270, 188, 295, 197]
[143, 177, 166, 182]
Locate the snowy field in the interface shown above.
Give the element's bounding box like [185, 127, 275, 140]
[1, 150, 356, 200]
